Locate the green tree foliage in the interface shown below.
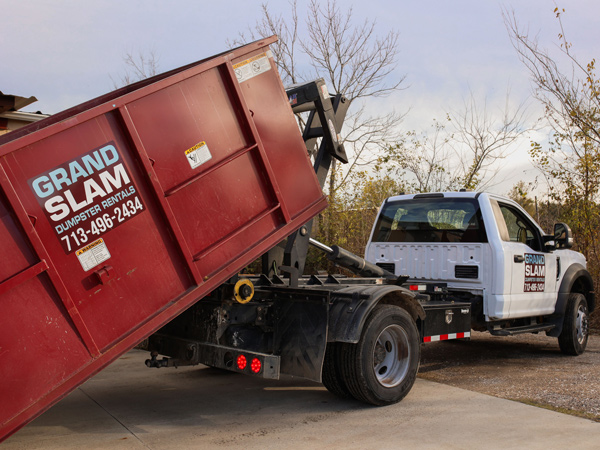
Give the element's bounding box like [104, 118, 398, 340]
[508, 181, 537, 217]
[507, 181, 565, 234]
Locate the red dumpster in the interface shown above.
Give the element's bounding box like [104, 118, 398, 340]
[0, 36, 326, 441]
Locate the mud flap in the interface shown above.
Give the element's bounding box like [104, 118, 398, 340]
[272, 293, 329, 382]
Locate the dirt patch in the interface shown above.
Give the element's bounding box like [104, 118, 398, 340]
[418, 331, 600, 421]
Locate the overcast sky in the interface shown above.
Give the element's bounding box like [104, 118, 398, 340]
[3, 0, 600, 194]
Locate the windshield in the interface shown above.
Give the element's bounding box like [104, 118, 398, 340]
[372, 197, 487, 243]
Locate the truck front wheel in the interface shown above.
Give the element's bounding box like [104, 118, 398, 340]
[558, 293, 589, 356]
[340, 305, 420, 406]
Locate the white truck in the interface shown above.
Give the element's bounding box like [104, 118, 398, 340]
[365, 191, 594, 355]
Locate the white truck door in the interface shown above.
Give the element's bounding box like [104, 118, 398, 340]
[492, 200, 557, 318]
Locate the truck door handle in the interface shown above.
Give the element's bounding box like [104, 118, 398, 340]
[514, 255, 525, 263]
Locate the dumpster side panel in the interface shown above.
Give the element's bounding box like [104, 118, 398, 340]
[125, 64, 288, 276]
[4, 113, 194, 353]
[124, 66, 250, 193]
[231, 49, 324, 219]
[0, 38, 327, 440]
[0, 190, 91, 430]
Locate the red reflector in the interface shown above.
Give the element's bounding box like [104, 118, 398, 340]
[237, 354, 247, 370]
[409, 285, 419, 291]
[250, 358, 261, 374]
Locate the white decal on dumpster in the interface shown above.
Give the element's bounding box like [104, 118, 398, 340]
[232, 52, 271, 83]
[28, 142, 146, 254]
[185, 141, 212, 169]
[76, 238, 111, 272]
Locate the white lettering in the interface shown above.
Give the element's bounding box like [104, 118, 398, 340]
[42, 163, 131, 221]
[83, 178, 107, 204]
[45, 196, 70, 221]
[63, 190, 88, 214]
[99, 163, 129, 193]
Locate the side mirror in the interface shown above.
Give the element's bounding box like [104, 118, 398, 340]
[554, 222, 573, 249]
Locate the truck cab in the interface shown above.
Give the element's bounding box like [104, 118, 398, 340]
[365, 192, 594, 354]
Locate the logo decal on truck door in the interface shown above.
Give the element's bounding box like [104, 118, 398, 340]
[524, 253, 545, 292]
[28, 142, 146, 255]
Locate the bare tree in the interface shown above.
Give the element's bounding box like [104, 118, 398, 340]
[381, 118, 454, 193]
[382, 90, 531, 193]
[504, 6, 600, 304]
[301, 1, 403, 102]
[504, 6, 600, 198]
[448, 89, 532, 190]
[111, 49, 160, 88]
[504, 8, 600, 149]
[234, 0, 406, 193]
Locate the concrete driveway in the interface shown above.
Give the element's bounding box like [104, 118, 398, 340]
[3, 349, 599, 449]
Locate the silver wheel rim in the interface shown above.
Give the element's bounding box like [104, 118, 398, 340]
[372, 324, 410, 388]
[576, 304, 589, 345]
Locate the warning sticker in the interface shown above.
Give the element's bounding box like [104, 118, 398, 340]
[185, 141, 212, 169]
[524, 253, 545, 292]
[76, 238, 111, 272]
[232, 52, 272, 83]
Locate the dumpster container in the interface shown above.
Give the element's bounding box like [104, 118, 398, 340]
[0, 36, 326, 441]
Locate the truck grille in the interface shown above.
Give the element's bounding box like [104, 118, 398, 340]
[455, 265, 479, 279]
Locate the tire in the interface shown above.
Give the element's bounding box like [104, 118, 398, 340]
[321, 342, 353, 399]
[558, 293, 589, 356]
[339, 305, 421, 406]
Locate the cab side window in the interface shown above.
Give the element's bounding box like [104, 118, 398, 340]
[496, 202, 542, 251]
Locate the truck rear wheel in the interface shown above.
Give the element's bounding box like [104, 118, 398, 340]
[322, 342, 353, 399]
[558, 293, 589, 355]
[340, 305, 420, 406]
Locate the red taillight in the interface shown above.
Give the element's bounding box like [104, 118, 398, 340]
[409, 285, 419, 291]
[237, 354, 247, 370]
[250, 358, 261, 374]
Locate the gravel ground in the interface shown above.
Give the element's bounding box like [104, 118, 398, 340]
[418, 331, 600, 421]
